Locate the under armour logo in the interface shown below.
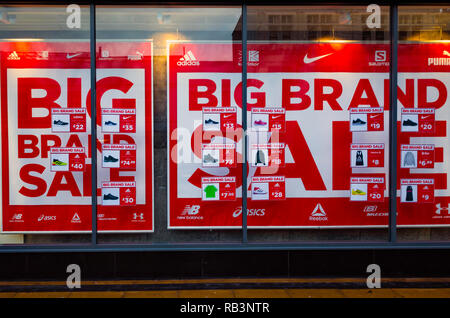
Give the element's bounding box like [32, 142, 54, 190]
[435, 203, 450, 215]
[133, 213, 144, 220]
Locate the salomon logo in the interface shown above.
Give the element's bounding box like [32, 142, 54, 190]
[177, 51, 200, 66]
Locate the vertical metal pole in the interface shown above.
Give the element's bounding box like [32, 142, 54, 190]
[389, 5, 398, 243]
[90, 3, 98, 245]
[242, 4, 248, 243]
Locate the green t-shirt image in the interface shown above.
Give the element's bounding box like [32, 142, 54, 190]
[204, 185, 218, 198]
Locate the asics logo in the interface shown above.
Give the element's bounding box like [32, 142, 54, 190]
[303, 53, 333, 64]
[177, 50, 200, 66]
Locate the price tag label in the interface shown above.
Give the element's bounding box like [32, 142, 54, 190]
[50, 147, 86, 172]
[349, 107, 384, 132]
[102, 144, 137, 169]
[251, 107, 286, 132]
[201, 177, 236, 201]
[401, 108, 435, 134]
[202, 107, 237, 131]
[400, 144, 435, 169]
[101, 108, 136, 133]
[350, 177, 385, 202]
[400, 179, 434, 203]
[251, 143, 285, 167]
[202, 143, 236, 168]
[350, 144, 385, 168]
[101, 181, 136, 206]
[251, 176, 285, 201]
[51, 108, 86, 133]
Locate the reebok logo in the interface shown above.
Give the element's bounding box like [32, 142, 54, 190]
[309, 203, 328, 221]
[7, 51, 20, 60]
[177, 51, 200, 66]
[71, 213, 81, 223]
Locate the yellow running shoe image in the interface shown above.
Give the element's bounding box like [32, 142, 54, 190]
[352, 188, 366, 195]
[52, 159, 67, 166]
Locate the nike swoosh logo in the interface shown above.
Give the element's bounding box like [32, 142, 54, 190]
[303, 53, 334, 64]
[272, 115, 282, 119]
[421, 115, 431, 119]
[123, 116, 132, 120]
[370, 114, 380, 119]
[223, 114, 233, 118]
[67, 53, 82, 59]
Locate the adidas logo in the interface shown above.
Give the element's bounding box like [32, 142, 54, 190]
[309, 203, 328, 221]
[177, 50, 200, 66]
[7, 51, 20, 60]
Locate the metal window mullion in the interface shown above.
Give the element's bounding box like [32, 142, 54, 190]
[389, 5, 398, 243]
[242, 4, 248, 243]
[90, 3, 98, 245]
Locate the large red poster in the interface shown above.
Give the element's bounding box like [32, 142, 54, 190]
[0, 41, 154, 233]
[168, 41, 450, 229]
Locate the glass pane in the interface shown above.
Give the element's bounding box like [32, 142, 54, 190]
[95, 6, 243, 243]
[0, 5, 91, 244]
[247, 6, 390, 242]
[397, 6, 450, 241]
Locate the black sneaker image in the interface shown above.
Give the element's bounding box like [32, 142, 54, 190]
[104, 155, 119, 162]
[203, 153, 218, 163]
[406, 185, 414, 202]
[53, 120, 68, 126]
[104, 121, 117, 126]
[352, 118, 366, 125]
[255, 150, 266, 165]
[103, 193, 119, 200]
[403, 119, 418, 126]
[204, 118, 219, 125]
[355, 150, 364, 166]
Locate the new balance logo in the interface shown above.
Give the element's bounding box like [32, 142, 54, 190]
[7, 51, 20, 60]
[309, 203, 328, 221]
[435, 203, 450, 215]
[177, 51, 200, 66]
[10, 213, 23, 222]
[181, 205, 200, 215]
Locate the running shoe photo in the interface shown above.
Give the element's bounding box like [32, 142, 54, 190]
[204, 118, 219, 125]
[352, 118, 366, 125]
[403, 119, 418, 126]
[104, 121, 117, 126]
[203, 153, 218, 163]
[351, 189, 366, 195]
[53, 120, 68, 126]
[253, 187, 267, 195]
[254, 120, 267, 126]
[52, 159, 67, 166]
[104, 155, 119, 163]
[103, 193, 119, 200]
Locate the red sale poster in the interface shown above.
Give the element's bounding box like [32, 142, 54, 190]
[0, 41, 154, 233]
[168, 41, 450, 229]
